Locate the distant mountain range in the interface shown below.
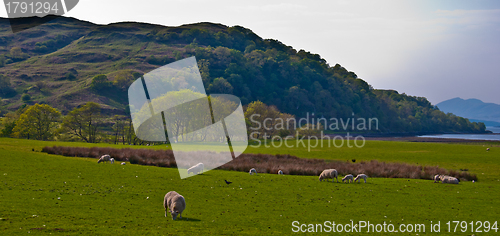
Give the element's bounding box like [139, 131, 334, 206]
[437, 98, 500, 126]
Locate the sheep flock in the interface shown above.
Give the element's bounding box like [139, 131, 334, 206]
[92, 154, 465, 222]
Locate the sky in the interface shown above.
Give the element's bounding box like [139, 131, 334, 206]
[1, 0, 499, 105]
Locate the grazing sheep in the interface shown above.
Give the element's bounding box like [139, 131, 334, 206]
[342, 174, 354, 183]
[121, 162, 126, 165]
[439, 175, 459, 184]
[433, 174, 441, 183]
[97, 154, 111, 163]
[278, 169, 283, 175]
[164, 191, 186, 220]
[354, 174, 368, 183]
[487, 148, 490, 151]
[187, 163, 204, 175]
[318, 169, 338, 182]
[110, 158, 115, 164]
[249, 168, 257, 175]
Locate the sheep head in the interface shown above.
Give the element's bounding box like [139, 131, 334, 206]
[171, 209, 179, 220]
[433, 174, 440, 182]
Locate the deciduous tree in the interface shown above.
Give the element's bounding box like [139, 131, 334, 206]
[61, 102, 102, 143]
[12, 104, 61, 140]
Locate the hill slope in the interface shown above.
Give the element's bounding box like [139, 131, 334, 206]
[0, 16, 485, 133]
[437, 98, 500, 125]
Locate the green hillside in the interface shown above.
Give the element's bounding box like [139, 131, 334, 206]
[0, 15, 485, 133]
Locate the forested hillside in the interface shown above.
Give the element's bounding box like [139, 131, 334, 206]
[0, 16, 485, 133]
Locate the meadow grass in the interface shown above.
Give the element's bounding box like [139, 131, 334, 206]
[1, 138, 499, 235]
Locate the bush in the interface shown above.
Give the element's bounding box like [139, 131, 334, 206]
[35, 81, 45, 90]
[40, 146, 477, 181]
[66, 73, 76, 81]
[21, 94, 31, 102]
[278, 129, 291, 137]
[0, 75, 16, 97]
[90, 74, 111, 91]
[0, 55, 4, 67]
[129, 156, 140, 164]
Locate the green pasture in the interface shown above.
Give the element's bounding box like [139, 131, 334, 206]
[0, 138, 499, 235]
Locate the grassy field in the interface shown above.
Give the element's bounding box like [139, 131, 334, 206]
[1, 137, 499, 235]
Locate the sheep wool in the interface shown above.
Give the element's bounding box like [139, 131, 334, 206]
[249, 168, 257, 175]
[110, 158, 115, 164]
[439, 175, 459, 184]
[318, 169, 338, 182]
[278, 170, 283, 175]
[164, 191, 186, 220]
[97, 154, 111, 163]
[342, 174, 354, 183]
[187, 163, 204, 175]
[354, 174, 368, 183]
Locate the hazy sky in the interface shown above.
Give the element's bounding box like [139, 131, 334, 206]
[2, 0, 499, 105]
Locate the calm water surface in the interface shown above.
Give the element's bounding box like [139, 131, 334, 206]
[418, 127, 500, 141]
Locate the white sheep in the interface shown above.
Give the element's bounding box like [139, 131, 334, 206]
[249, 168, 257, 175]
[439, 175, 459, 184]
[97, 154, 110, 163]
[164, 191, 186, 220]
[187, 163, 204, 175]
[121, 162, 126, 165]
[318, 169, 338, 182]
[110, 158, 115, 164]
[278, 169, 283, 175]
[342, 174, 354, 183]
[354, 174, 368, 183]
[487, 148, 490, 151]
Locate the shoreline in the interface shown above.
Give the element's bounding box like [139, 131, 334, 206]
[324, 130, 494, 137]
[363, 136, 500, 143]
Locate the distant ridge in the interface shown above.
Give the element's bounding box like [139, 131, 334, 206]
[0, 15, 487, 133]
[437, 98, 500, 124]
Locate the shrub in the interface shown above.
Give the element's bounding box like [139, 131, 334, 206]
[21, 94, 31, 102]
[129, 156, 140, 164]
[41, 146, 477, 181]
[90, 74, 111, 91]
[66, 73, 76, 81]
